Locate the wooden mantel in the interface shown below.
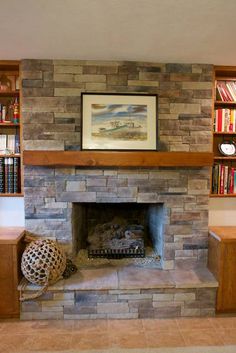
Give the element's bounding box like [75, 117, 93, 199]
[23, 151, 213, 167]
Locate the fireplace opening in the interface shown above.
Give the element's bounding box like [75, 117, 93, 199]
[72, 203, 164, 261]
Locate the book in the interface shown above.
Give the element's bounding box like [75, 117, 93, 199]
[234, 170, 236, 194]
[13, 157, 20, 193]
[0, 157, 4, 193]
[224, 165, 229, 194]
[212, 164, 219, 194]
[219, 164, 225, 194]
[0, 134, 7, 153]
[7, 135, 16, 154]
[4, 157, 14, 193]
[229, 167, 234, 194]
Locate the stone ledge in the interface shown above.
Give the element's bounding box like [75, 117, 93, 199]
[18, 266, 218, 291]
[18, 267, 218, 292]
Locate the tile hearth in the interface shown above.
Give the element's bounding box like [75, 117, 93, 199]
[19, 266, 218, 320]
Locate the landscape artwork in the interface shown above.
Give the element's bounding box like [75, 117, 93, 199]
[81, 93, 157, 150]
[91, 103, 148, 141]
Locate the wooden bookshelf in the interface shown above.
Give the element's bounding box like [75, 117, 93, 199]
[0, 60, 22, 196]
[211, 65, 236, 197]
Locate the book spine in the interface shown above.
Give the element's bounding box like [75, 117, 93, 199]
[212, 164, 219, 194]
[13, 157, 19, 193]
[229, 167, 234, 194]
[224, 165, 229, 194]
[217, 109, 222, 132]
[4, 157, 14, 194]
[234, 169, 236, 194]
[219, 164, 225, 194]
[0, 157, 4, 193]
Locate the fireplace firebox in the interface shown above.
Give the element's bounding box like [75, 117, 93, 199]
[72, 203, 164, 260]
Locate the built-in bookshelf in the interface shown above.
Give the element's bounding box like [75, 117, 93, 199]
[0, 61, 22, 196]
[211, 66, 236, 197]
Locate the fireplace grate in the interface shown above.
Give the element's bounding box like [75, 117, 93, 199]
[88, 247, 145, 259]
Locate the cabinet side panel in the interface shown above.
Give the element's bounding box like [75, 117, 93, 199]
[219, 242, 236, 311]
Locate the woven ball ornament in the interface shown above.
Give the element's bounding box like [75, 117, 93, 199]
[21, 239, 67, 286]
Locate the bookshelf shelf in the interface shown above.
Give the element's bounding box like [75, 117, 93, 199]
[0, 123, 20, 127]
[210, 194, 236, 198]
[0, 154, 20, 158]
[215, 101, 236, 106]
[214, 132, 236, 135]
[0, 91, 19, 97]
[0, 193, 24, 197]
[0, 60, 22, 197]
[214, 156, 236, 160]
[212, 65, 236, 197]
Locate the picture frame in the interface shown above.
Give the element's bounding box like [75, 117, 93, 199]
[81, 93, 158, 151]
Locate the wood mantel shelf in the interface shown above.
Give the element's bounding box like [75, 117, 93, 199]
[23, 151, 213, 167]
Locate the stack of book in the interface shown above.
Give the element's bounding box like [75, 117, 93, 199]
[214, 109, 236, 132]
[216, 81, 236, 102]
[0, 157, 20, 194]
[212, 164, 236, 195]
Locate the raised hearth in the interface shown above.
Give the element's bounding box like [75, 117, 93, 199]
[19, 266, 218, 320]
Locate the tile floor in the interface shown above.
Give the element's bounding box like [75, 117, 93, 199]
[1, 316, 236, 352]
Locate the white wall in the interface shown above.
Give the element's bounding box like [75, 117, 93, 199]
[0, 198, 25, 227]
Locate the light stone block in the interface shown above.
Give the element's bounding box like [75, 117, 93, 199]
[162, 260, 175, 270]
[74, 74, 106, 83]
[42, 306, 63, 312]
[54, 88, 82, 96]
[107, 313, 138, 319]
[128, 80, 159, 87]
[24, 140, 64, 150]
[64, 314, 107, 320]
[181, 308, 201, 316]
[86, 179, 107, 187]
[137, 193, 158, 203]
[118, 294, 152, 300]
[149, 171, 180, 180]
[66, 181, 86, 192]
[97, 302, 129, 314]
[170, 103, 201, 114]
[109, 289, 140, 295]
[117, 187, 137, 198]
[45, 201, 68, 209]
[41, 300, 74, 307]
[174, 293, 196, 301]
[153, 293, 174, 301]
[159, 113, 178, 120]
[182, 82, 212, 90]
[54, 65, 83, 74]
[54, 74, 73, 82]
[85, 83, 107, 90]
[153, 301, 183, 308]
[53, 292, 74, 300]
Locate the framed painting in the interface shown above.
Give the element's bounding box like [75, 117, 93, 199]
[81, 93, 158, 150]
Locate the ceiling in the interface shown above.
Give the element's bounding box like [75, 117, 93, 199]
[1, 0, 236, 65]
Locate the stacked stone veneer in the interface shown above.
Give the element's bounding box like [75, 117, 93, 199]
[21, 60, 213, 270]
[21, 287, 216, 320]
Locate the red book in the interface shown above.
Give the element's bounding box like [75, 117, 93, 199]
[229, 167, 234, 194]
[217, 109, 223, 132]
[219, 165, 225, 194]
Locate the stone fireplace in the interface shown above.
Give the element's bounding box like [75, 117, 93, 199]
[19, 60, 218, 320]
[21, 59, 213, 270]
